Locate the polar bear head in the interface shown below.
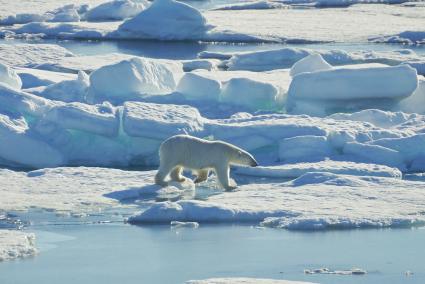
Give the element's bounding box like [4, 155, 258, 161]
[228, 147, 258, 167]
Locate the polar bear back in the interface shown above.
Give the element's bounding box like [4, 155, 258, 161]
[160, 135, 235, 170]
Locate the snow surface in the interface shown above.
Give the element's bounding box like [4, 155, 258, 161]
[0, 230, 37, 262]
[129, 170, 425, 229]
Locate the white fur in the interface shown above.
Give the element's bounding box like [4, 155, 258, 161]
[155, 135, 258, 191]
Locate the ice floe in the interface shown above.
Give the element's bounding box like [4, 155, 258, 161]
[186, 278, 315, 284]
[0, 230, 37, 262]
[114, 0, 212, 40]
[85, 0, 149, 22]
[370, 31, 425, 45]
[129, 171, 425, 229]
[0, 63, 22, 89]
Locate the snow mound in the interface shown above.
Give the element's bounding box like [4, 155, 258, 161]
[287, 65, 418, 116]
[290, 53, 332, 77]
[123, 102, 205, 139]
[86, 0, 149, 22]
[17, 67, 76, 89]
[220, 77, 281, 111]
[116, 0, 212, 40]
[176, 72, 222, 101]
[187, 278, 315, 284]
[279, 135, 332, 162]
[342, 142, 405, 170]
[40, 71, 89, 102]
[0, 63, 22, 89]
[0, 230, 37, 262]
[88, 57, 182, 103]
[235, 161, 402, 179]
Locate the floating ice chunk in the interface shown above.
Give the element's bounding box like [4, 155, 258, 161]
[220, 77, 281, 111]
[0, 63, 22, 89]
[290, 53, 332, 77]
[370, 31, 425, 45]
[279, 135, 332, 162]
[235, 160, 402, 179]
[287, 65, 418, 116]
[88, 57, 182, 103]
[227, 48, 310, 71]
[116, 0, 212, 40]
[214, 1, 288, 10]
[42, 102, 119, 137]
[262, 215, 421, 230]
[186, 278, 315, 284]
[0, 113, 64, 168]
[0, 13, 50, 25]
[41, 71, 89, 102]
[122, 102, 204, 139]
[86, 0, 149, 22]
[343, 142, 405, 170]
[0, 230, 37, 262]
[303, 267, 366, 275]
[176, 72, 222, 101]
[170, 221, 199, 228]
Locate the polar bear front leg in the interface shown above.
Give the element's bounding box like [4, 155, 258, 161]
[194, 169, 209, 183]
[170, 166, 187, 182]
[215, 165, 237, 191]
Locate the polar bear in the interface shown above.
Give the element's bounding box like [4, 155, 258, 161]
[154, 135, 258, 191]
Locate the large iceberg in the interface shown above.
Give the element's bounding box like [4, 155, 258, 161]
[115, 0, 213, 40]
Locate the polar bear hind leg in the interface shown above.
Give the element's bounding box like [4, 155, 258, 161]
[155, 163, 174, 186]
[170, 166, 186, 182]
[194, 169, 209, 183]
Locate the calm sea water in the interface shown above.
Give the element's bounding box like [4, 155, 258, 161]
[1, 220, 425, 284]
